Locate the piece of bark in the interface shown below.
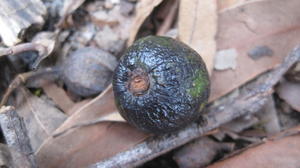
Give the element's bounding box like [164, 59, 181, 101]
[0, 143, 35, 168]
[173, 137, 234, 168]
[0, 106, 36, 168]
[0, 0, 46, 46]
[89, 46, 300, 168]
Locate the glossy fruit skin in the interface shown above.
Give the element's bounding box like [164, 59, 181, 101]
[113, 36, 210, 134]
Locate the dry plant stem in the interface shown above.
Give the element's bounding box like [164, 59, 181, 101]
[0, 67, 59, 107]
[0, 42, 48, 70]
[0, 106, 36, 168]
[0, 43, 46, 57]
[90, 46, 300, 168]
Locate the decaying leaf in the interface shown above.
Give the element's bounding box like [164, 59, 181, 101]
[51, 85, 120, 136]
[210, 0, 300, 101]
[208, 126, 300, 168]
[178, 0, 217, 75]
[156, 0, 179, 36]
[217, 0, 248, 11]
[36, 122, 147, 168]
[35, 85, 148, 168]
[16, 87, 67, 152]
[42, 82, 75, 114]
[277, 80, 300, 112]
[127, 0, 164, 45]
[173, 137, 234, 168]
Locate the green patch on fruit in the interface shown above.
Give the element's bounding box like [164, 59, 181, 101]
[138, 36, 175, 49]
[199, 102, 206, 112]
[188, 70, 208, 98]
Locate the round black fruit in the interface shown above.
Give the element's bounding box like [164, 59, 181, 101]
[113, 36, 210, 134]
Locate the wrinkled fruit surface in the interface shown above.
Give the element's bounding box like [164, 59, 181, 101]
[113, 36, 210, 134]
[63, 47, 117, 97]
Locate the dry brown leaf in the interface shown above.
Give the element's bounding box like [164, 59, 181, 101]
[156, 0, 179, 36]
[66, 98, 92, 116]
[277, 80, 300, 112]
[36, 122, 147, 168]
[35, 85, 149, 167]
[51, 85, 119, 135]
[217, 0, 248, 11]
[42, 82, 75, 114]
[127, 0, 164, 45]
[208, 126, 300, 168]
[210, 0, 300, 101]
[174, 137, 234, 168]
[16, 87, 67, 152]
[178, 0, 217, 75]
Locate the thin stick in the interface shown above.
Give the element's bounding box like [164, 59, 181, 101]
[0, 67, 59, 107]
[0, 43, 46, 57]
[0, 42, 49, 70]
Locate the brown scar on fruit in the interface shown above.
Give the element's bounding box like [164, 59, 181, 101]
[128, 68, 150, 96]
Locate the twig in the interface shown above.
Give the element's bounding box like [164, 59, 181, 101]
[0, 42, 49, 70]
[0, 67, 60, 107]
[0, 43, 43, 56]
[89, 46, 300, 168]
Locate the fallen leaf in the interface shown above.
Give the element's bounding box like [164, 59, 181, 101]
[36, 122, 147, 168]
[30, 32, 57, 69]
[178, 0, 217, 75]
[277, 80, 300, 112]
[173, 137, 234, 168]
[210, 0, 300, 101]
[42, 82, 75, 114]
[208, 126, 300, 168]
[16, 87, 67, 152]
[51, 85, 118, 135]
[35, 85, 149, 167]
[156, 0, 179, 36]
[217, 0, 248, 11]
[66, 99, 91, 116]
[127, 0, 164, 45]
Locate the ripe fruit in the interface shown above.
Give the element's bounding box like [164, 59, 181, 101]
[113, 36, 210, 134]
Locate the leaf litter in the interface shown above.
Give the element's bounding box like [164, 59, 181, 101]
[0, 0, 300, 167]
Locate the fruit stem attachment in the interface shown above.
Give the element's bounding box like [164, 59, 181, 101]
[128, 68, 150, 96]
